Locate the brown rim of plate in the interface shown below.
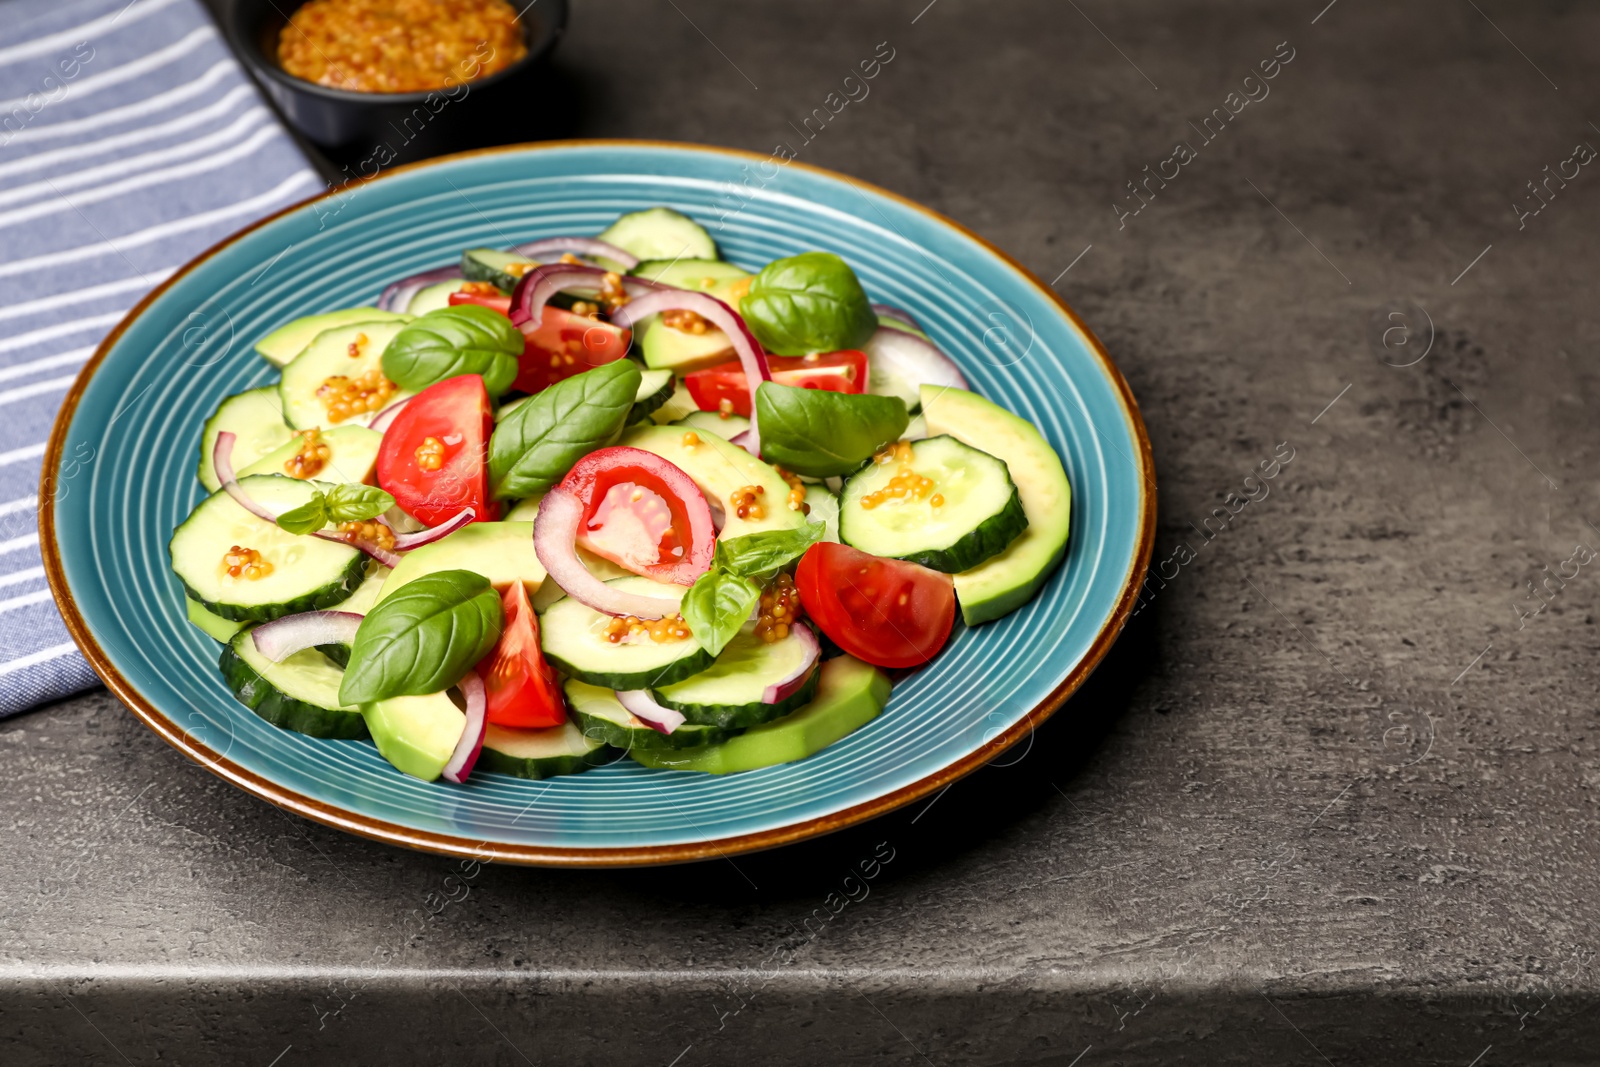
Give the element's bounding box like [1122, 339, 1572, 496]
[39, 139, 1157, 868]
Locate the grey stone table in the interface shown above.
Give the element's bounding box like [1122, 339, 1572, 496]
[8, 1, 1600, 1063]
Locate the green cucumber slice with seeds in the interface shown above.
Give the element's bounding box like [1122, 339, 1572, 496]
[255, 308, 411, 368]
[220, 628, 368, 739]
[838, 434, 1027, 573]
[197, 387, 293, 491]
[600, 209, 719, 265]
[170, 474, 368, 622]
[564, 679, 743, 751]
[461, 248, 537, 292]
[237, 424, 384, 485]
[279, 320, 410, 431]
[803, 485, 840, 542]
[629, 368, 675, 423]
[672, 410, 750, 440]
[478, 720, 616, 780]
[649, 379, 701, 424]
[538, 576, 712, 689]
[651, 624, 822, 728]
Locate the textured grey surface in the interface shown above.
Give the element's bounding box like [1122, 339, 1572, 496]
[8, 0, 1600, 1063]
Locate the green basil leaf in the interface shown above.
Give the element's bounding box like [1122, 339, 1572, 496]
[754, 382, 908, 477]
[487, 359, 642, 499]
[715, 521, 826, 580]
[380, 305, 522, 398]
[739, 252, 877, 356]
[337, 569, 503, 705]
[324, 483, 396, 524]
[275, 492, 328, 535]
[680, 567, 761, 658]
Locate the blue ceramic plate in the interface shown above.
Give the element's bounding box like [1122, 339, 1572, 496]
[43, 142, 1154, 866]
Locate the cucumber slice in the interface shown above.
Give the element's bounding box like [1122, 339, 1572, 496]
[903, 413, 928, 441]
[279, 320, 410, 431]
[220, 628, 368, 739]
[461, 248, 536, 292]
[803, 485, 840, 542]
[631, 655, 890, 774]
[920, 385, 1071, 625]
[169, 475, 367, 621]
[839, 435, 1028, 573]
[237, 425, 383, 485]
[564, 679, 742, 751]
[672, 410, 750, 441]
[649, 379, 701, 424]
[255, 308, 411, 368]
[478, 720, 615, 780]
[629, 368, 676, 423]
[629, 258, 746, 290]
[620, 422, 804, 539]
[538, 576, 712, 689]
[197, 387, 293, 491]
[316, 565, 388, 667]
[651, 624, 822, 728]
[599, 209, 719, 265]
[406, 280, 462, 315]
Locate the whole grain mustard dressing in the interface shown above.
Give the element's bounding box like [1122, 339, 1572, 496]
[278, 0, 527, 94]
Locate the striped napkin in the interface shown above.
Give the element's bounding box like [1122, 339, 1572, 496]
[0, 0, 320, 716]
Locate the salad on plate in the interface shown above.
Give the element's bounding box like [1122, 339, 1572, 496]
[172, 206, 1071, 785]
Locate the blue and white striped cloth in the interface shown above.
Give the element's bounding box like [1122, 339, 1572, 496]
[0, 0, 319, 716]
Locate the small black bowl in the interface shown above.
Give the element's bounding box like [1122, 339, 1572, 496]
[221, 0, 569, 155]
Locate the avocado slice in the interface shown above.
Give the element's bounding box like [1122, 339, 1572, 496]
[620, 422, 804, 539]
[631, 259, 752, 373]
[629, 655, 891, 774]
[362, 690, 464, 781]
[920, 385, 1071, 625]
[237, 425, 384, 485]
[254, 308, 411, 368]
[186, 597, 245, 642]
[374, 521, 545, 604]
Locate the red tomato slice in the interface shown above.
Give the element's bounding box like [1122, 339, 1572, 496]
[685, 349, 868, 417]
[558, 446, 715, 586]
[515, 307, 632, 394]
[376, 374, 498, 528]
[448, 288, 513, 314]
[794, 542, 955, 669]
[475, 581, 567, 728]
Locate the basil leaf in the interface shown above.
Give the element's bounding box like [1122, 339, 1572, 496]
[680, 567, 761, 658]
[754, 382, 908, 477]
[337, 569, 503, 705]
[324, 483, 395, 524]
[275, 492, 328, 536]
[488, 359, 641, 499]
[381, 305, 522, 398]
[739, 252, 877, 356]
[715, 521, 826, 580]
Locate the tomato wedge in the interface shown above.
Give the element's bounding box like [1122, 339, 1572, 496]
[448, 287, 512, 314]
[795, 542, 955, 669]
[515, 307, 632, 394]
[685, 349, 868, 417]
[376, 374, 498, 527]
[475, 581, 566, 728]
[557, 446, 715, 585]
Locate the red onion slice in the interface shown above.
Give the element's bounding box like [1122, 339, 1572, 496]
[367, 394, 411, 433]
[610, 289, 771, 454]
[509, 237, 639, 269]
[509, 264, 665, 331]
[251, 610, 363, 663]
[871, 303, 923, 331]
[441, 671, 487, 784]
[215, 431, 404, 568]
[864, 325, 969, 394]
[762, 623, 821, 704]
[616, 689, 686, 735]
[377, 264, 460, 312]
[389, 507, 474, 550]
[532, 486, 685, 619]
